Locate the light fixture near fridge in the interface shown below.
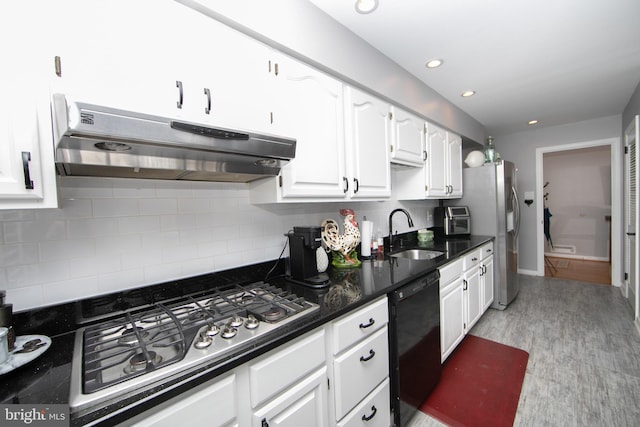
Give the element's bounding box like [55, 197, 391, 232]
[355, 0, 379, 14]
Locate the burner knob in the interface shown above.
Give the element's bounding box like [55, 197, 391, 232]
[229, 314, 243, 328]
[194, 331, 213, 349]
[245, 314, 259, 330]
[221, 325, 238, 339]
[206, 323, 220, 337]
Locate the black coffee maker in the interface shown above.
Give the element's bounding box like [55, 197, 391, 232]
[287, 226, 330, 287]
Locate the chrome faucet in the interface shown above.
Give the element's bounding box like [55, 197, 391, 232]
[388, 208, 414, 251]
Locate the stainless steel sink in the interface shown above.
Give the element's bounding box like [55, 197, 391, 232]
[389, 249, 444, 260]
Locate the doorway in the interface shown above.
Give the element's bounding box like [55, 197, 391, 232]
[542, 146, 612, 285]
[535, 137, 623, 286]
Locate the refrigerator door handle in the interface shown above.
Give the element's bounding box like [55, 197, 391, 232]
[512, 186, 521, 238]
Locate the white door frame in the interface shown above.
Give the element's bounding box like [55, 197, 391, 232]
[535, 137, 623, 286]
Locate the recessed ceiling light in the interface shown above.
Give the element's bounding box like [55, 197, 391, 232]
[355, 0, 379, 14]
[425, 58, 444, 69]
[528, 119, 539, 125]
[461, 90, 476, 97]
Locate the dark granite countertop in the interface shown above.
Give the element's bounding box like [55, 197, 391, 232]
[0, 234, 492, 426]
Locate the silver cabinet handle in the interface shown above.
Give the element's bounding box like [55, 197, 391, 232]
[204, 88, 211, 114]
[343, 177, 349, 193]
[463, 279, 468, 290]
[176, 80, 183, 109]
[22, 152, 34, 190]
[353, 178, 359, 194]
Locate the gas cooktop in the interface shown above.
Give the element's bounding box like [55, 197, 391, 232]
[69, 281, 318, 414]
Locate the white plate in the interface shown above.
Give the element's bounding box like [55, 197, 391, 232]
[0, 335, 52, 376]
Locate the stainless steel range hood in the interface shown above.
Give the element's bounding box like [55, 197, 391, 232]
[51, 94, 296, 183]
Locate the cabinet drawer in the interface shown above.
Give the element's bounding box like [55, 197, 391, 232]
[337, 378, 390, 427]
[129, 373, 236, 427]
[480, 242, 494, 260]
[438, 257, 463, 286]
[332, 296, 388, 355]
[463, 249, 481, 271]
[249, 329, 325, 408]
[333, 327, 389, 420]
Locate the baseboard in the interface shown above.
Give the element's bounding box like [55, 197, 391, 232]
[548, 244, 576, 254]
[544, 253, 609, 262]
[518, 268, 538, 276]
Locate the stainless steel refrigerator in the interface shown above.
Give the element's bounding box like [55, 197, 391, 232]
[452, 160, 520, 309]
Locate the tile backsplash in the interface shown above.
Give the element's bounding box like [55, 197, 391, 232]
[0, 177, 436, 312]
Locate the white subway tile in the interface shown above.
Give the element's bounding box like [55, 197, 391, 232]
[177, 198, 214, 214]
[141, 231, 180, 249]
[67, 218, 119, 239]
[97, 268, 145, 293]
[112, 180, 157, 198]
[144, 262, 184, 284]
[93, 198, 139, 217]
[36, 199, 92, 220]
[0, 243, 39, 267]
[6, 285, 43, 312]
[39, 239, 95, 262]
[162, 244, 199, 264]
[139, 198, 177, 215]
[95, 234, 142, 255]
[42, 277, 99, 307]
[160, 214, 199, 231]
[121, 247, 163, 269]
[5, 261, 69, 287]
[118, 216, 161, 234]
[60, 177, 114, 199]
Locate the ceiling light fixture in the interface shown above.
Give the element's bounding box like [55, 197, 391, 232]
[461, 90, 476, 97]
[425, 58, 443, 69]
[528, 119, 539, 125]
[355, 0, 379, 14]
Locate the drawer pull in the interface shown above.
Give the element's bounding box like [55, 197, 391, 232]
[359, 318, 375, 329]
[362, 405, 377, 422]
[360, 349, 375, 362]
[22, 151, 34, 190]
[472, 257, 478, 261]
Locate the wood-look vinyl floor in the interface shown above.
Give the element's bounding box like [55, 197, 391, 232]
[544, 256, 611, 285]
[408, 274, 640, 427]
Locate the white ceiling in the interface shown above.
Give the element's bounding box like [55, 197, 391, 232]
[308, 0, 640, 136]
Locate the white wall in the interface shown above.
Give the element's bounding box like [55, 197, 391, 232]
[0, 177, 436, 311]
[495, 115, 622, 272]
[543, 146, 611, 259]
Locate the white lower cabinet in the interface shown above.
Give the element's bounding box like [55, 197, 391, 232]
[439, 243, 493, 362]
[328, 296, 391, 426]
[439, 258, 465, 362]
[479, 243, 495, 311]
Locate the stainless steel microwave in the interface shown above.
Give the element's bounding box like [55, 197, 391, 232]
[434, 206, 471, 236]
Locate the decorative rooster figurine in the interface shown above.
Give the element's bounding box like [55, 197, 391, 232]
[321, 209, 361, 268]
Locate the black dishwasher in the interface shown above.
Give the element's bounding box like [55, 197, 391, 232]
[389, 269, 441, 426]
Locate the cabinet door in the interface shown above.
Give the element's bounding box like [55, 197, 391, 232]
[276, 56, 346, 198]
[390, 107, 425, 167]
[253, 367, 328, 427]
[53, 0, 183, 119]
[447, 132, 463, 197]
[344, 87, 391, 199]
[465, 268, 482, 331]
[440, 276, 465, 362]
[0, 3, 58, 208]
[481, 256, 495, 311]
[425, 123, 448, 197]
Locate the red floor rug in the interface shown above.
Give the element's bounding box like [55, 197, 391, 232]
[420, 335, 529, 427]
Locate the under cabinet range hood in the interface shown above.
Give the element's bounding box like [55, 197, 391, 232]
[51, 94, 296, 183]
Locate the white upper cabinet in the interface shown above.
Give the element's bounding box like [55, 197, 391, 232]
[52, 0, 182, 119]
[343, 87, 391, 199]
[53, 0, 275, 134]
[0, 2, 58, 209]
[392, 121, 463, 200]
[425, 123, 462, 198]
[389, 107, 425, 167]
[271, 54, 347, 199]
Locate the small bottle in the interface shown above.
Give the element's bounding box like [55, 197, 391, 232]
[484, 136, 496, 163]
